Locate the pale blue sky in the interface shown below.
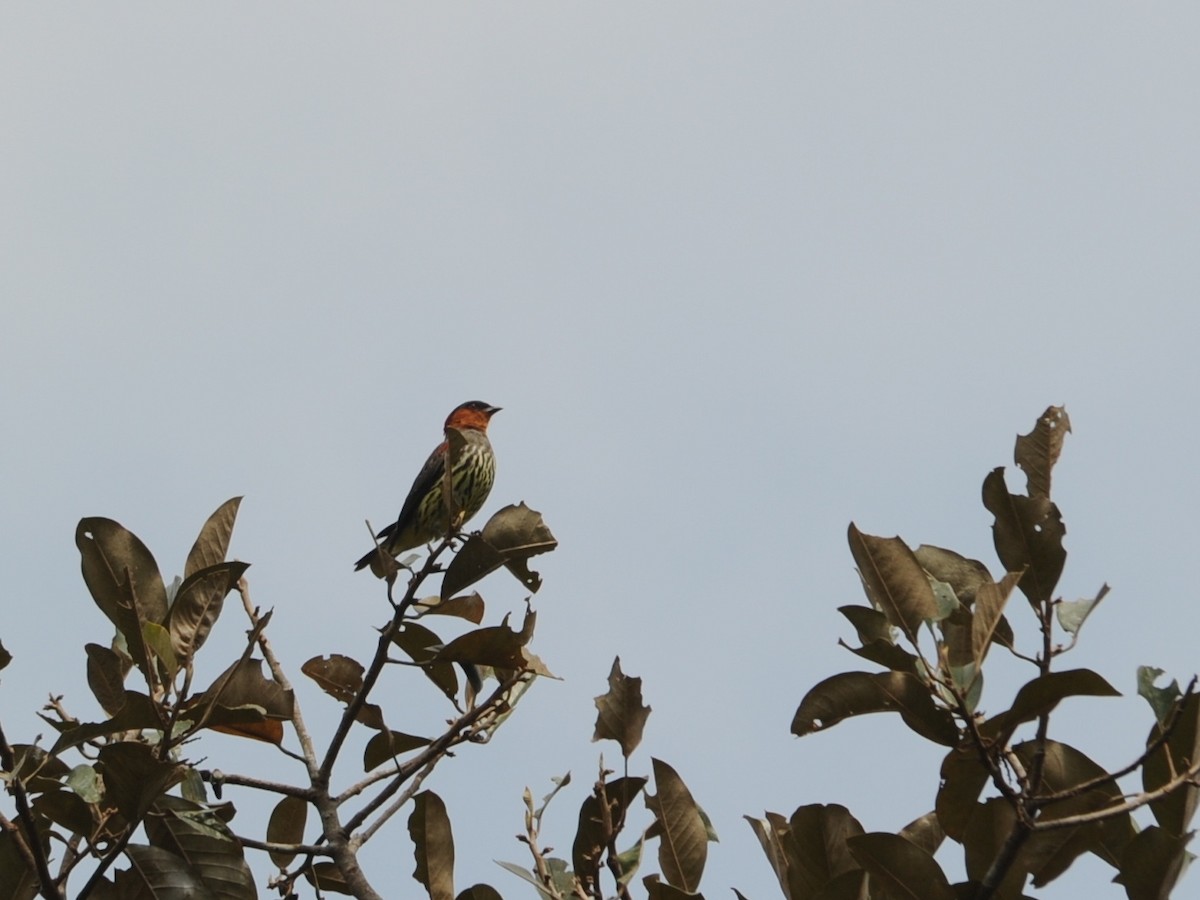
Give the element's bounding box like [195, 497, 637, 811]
[3, 5, 1198, 897]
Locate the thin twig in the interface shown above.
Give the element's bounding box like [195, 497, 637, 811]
[1038, 676, 1199, 808]
[203, 769, 313, 800]
[351, 755, 439, 848]
[0, 721, 63, 900]
[233, 835, 334, 856]
[1033, 756, 1200, 831]
[238, 580, 322, 780]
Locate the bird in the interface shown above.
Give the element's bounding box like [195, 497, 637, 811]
[355, 401, 501, 576]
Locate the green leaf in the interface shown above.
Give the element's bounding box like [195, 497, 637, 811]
[410, 791, 456, 900]
[1137, 666, 1180, 727]
[847, 525, 939, 643]
[1014, 406, 1070, 500]
[442, 503, 558, 597]
[66, 764, 104, 803]
[593, 657, 652, 759]
[184, 497, 243, 578]
[792, 671, 958, 746]
[1056, 584, 1109, 636]
[266, 795, 308, 869]
[847, 832, 956, 900]
[646, 759, 707, 893]
[981, 468, 1066, 609]
[142, 620, 178, 685]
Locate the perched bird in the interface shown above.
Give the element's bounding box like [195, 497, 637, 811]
[355, 401, 501, 575]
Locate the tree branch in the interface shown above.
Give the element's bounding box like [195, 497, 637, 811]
[0, 720, 63, 900]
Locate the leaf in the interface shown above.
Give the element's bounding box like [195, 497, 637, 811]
[441, 503, 558, 597]
[781, 804, 864, 898]
[935, 744, 991, 841]
[77, 517, 169, 671]
[114, 844, 217, 898]
[410, 790, 456, 900]
[86, 642, 128, 716]
[981, 669, 1120, 746]
[145, 795, 255, 899]
[643, 878, 705, 900]
[593, 657, 652, 759]
[1143, 691, 1200, 837]
[1056, 584, 1109, 636]
[301, 654, 364, 705]
[836, 607, 917, 675]
[572, 776, 648, 890]
[1113, 825, 1194, 900]
[981, 468, 1066, 609]
[962, 798, 1025, 899]
[457, 885, 505, 900]
[414, 593, 486, 624]
[971, 572, 1022, 666]
[364, 730, 432, 771]
[52, 691, 163, 754]
[32, 789, 95, 837]
[791, 671, 958, 747]
[97, 742, 186, 822]
[1014, 739, 1134, 884]
[1137, 666, 1180, 727]
[439, 608, 549, 676]
[913, 545, 993, 607]
[266, 795, 308, 868]
[185, 497, 243, 578]
[304, 862, 353, 895]
[186, 657, 294, 743]
[66, 764, 104, 803]
[847, 832, 956, 900]
[847, 525, 939, 643]
[1014, 406, 1070, 500]
[646, 759, 707, 892]
[166, 561, 250, 661]
[495, 860, 559, 900]
[391, 621, 461, 703]
[142, 620, 178, 684]
[898, 811, 945, 859]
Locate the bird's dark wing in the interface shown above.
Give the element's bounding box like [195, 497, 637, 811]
[375, 440, 447, 540]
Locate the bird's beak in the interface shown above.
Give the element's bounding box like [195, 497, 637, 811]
[488, 405, 502, 416]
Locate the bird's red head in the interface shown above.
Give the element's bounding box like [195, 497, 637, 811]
[444, 401, 501, 432]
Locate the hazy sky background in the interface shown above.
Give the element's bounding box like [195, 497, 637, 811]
[3, 5, 1198, 898]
